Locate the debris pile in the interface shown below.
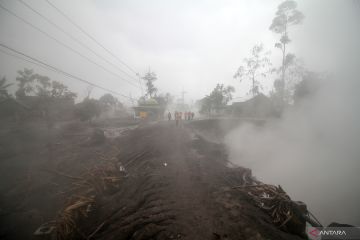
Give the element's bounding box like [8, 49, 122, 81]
[55, 195, 95, 240]
[234, 183, 308, 237]
[70, 161, 125, 195]
[36, 150, 125, 240]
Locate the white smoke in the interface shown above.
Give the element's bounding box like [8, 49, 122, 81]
[225, 0, 360, 226]
[225, 73, 360, 225]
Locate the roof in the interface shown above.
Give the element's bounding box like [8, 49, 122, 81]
[231, 93, 271, 107]
[133, 105, 162, 110]
[138, 98, 159, 106]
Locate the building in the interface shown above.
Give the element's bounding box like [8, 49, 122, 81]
[133, 98, 165, 120]
[228, 94, 277, 118]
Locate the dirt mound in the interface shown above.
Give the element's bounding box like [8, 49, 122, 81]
[0, 120, 305, 240]
[76, 123, 303, 240]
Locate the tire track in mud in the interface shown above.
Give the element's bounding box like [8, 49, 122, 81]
[90, 122, 304, 240]
[93, 126, 178, 240]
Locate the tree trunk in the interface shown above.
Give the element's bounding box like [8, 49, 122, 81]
[281, 42, 286, 101]
[252, 74, 255, 97]
[281, 24, 288, 105]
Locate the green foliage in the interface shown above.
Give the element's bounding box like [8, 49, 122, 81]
[234, 44, 272, 96]
[269, 0, 304, 35]
[272, 56, 306, 104]
[199, 96, 212, 116]
[99, 93, 117, 106]
[200, 84, 235, 115]
[99, 93, 121, 110]
[15, 68, 77, 101]
[142, 71, 158, 98]
[74, 99, 101, 122]
[270, 0, 304, 102]
[15, 68, 38, 98]
[50, 81, 77, 100]
[15, 68, 52, 98]
[99, 93, 124, 116]
[150, 93, 171, 116]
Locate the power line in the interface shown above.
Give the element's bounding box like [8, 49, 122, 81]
[45, 0, 138, 75]
[0, 48, 48, 71]
[0, 44, 134, 101]
[136, 73, 144, 96]
[0, 2, 141, 90]
[16, 0, 139, 83]
[0, 43, 136, 101]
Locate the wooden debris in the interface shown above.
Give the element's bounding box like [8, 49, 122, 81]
[235, 183, 307, 237]
[39, 150, 126, 240]
[55, 196, 94, 240]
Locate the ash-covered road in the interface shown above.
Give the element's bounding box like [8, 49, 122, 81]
[91, 121, 303, 240]
[0, 119, 304, 240]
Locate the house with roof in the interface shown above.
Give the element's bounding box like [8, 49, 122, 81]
[133, 98, 165, 120]
[228, 94, 278, 118]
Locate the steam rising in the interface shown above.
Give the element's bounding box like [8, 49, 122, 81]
[224, 0, 360, 226]
[225, 68, 360, 226]
[1, 0, 359, 228]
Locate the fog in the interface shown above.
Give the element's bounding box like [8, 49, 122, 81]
[225, 1, 360, 226]
[2, 0, 356, 100]
[0, 0, 281, 103]
[225, 76, 360, 225]
[0, 0, 360, 235]
[2, 0, 351, 103]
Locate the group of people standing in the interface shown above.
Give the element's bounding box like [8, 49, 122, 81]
[167, 111, 195, 126]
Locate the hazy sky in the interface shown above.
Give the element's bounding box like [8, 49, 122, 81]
[0, 0, 356, 104]
[1, 0, 359, 227]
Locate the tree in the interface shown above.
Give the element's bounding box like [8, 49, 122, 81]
[142, 71, 158, 98]
[15, 68, 42, 98]
[234, 44, 272, 96]
[199, 96, 212, 116]
[99, 93, 118, 110]
[270, 0, 304, 101]
[50, 81, 77, 100]
[199, 84, 235, 116]
[152, 93, 173, 116]
[74, 99, 101, 122]
[272, 55, 306, 104]
[84, 85, 93, 100]
[0, 77, 12, 100]
[15, 68, 76, 101]
[154, 92, 173, 107]
[15, 69, 77, 128]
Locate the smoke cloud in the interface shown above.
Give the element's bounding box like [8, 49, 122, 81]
[225, 57, 360, 227]
[225, 0, 360, 226]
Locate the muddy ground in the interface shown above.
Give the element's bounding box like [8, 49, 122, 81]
[0, 118, 304, 240]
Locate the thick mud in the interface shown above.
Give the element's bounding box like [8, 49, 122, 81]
[0, 119, 303, 240]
